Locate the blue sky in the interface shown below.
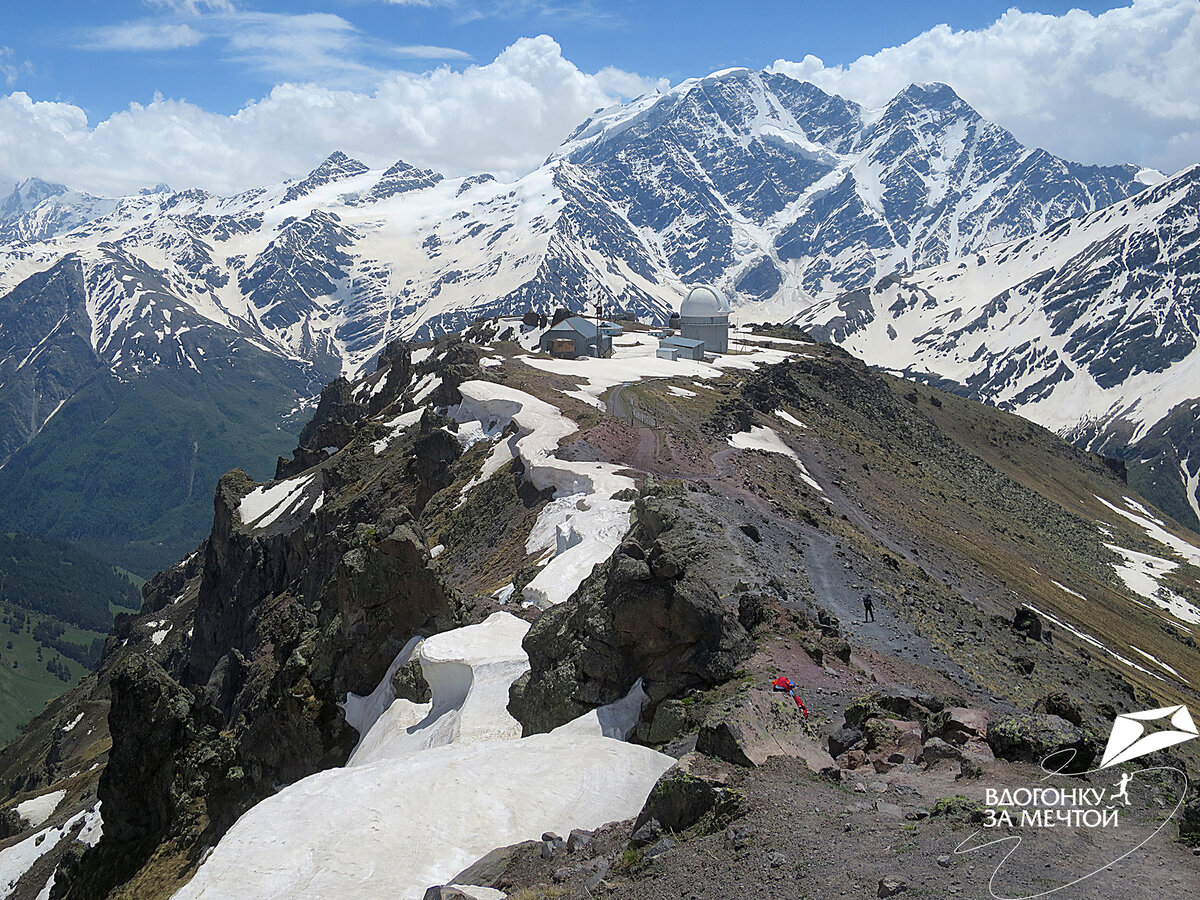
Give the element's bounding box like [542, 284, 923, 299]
[2, 1, 1198, 194]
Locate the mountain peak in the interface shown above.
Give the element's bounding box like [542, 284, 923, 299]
[1, 177, 69, 222]
[898, 81, 968, 108]
[316, 151, 368, 176]
[282, 152, 370, 204]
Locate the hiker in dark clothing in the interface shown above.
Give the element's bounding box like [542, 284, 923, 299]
[863, 594, 875, 622]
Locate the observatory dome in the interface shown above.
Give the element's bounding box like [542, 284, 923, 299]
[680, 285, 729, 318]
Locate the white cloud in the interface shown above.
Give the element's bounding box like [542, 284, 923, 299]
[770, 0, 1200, 175]
[145, 0, 236, 13]
[87, 23, 206, 51]
[390, 45, 472, 61]
[0, 36, 661, 196]
[83, 10, 406, 85]
[0, 46, 31, 87]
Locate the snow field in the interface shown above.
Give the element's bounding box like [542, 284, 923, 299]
[1095, 496, 1200, 625]
[173, 613, 673, 900]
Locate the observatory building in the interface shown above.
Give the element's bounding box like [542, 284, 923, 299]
[679, 285, 730, 353]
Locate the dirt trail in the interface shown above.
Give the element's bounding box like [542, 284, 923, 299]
[801, 528, 974, 685]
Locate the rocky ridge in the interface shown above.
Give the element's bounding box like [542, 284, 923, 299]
[0, 324, 1197, 898]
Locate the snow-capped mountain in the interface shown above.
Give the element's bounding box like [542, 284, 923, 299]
[0, 177, 119, 244]
[558, 72, 1156, 314]
[796, 163, 1200, 526]
[0, 68, 1161, 571]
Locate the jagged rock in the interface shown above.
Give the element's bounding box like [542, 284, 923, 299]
[696, 691, 832, 771]
[1181, 793, 1200, 846]
[509, 494, 752, 734]
[391, 658, 432, 704]
[422, 887, 475, 900]
[844, 689, 944, 729]
[567, 829, 593, 853]
[644, 837, 677, 859]
[863, 719, 922, 759]
[634, 767, 744, 834]
[921, 737, 965, 765]
[1012, 606, 1043, 641]
[541, 834, 565, 858]
[930, 707, 988, 744]
[986, 714, 1094, 771]
[879, 876, 908, 897]
[451, 841, 538, 887]
[297, 377, 368, 456]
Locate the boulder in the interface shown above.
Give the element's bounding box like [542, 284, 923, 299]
[828, 725, 864, 757]
[861, 718, 923, 771]
[932, 707, 988, 745]
[844, 689, 943, 729]
[696, 690, 833, 771]
[986, 714, 1094, 771]
[647, 699, 688, 744]
[634, 767, 744, 834]
[1012, 606, 1043, 641]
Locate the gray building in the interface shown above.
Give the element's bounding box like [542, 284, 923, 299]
[539, 316, 612, 359]
[658, 335, 706, 360]
[679, 285, 729, 353]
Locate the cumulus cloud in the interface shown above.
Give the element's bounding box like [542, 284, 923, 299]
[0, 36, 663, 196]
[770, 0, 1200, 175]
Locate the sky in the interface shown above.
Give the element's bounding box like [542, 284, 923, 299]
[1, 0, 1198, 195]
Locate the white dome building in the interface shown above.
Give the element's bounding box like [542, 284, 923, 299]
[679, 285, 730, 353]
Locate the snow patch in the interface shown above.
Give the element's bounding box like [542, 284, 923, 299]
[372, 407, 425, 455]
[774, 408, 806, 429]
[453, 381, 635, 608]
[728, 425, 824, 495]
[14, 791, 65, 828]
[239, 473, 322, 529]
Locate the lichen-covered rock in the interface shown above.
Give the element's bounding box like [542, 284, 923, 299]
[633, 767, 744, 834]
[1032, 692, 1084, 727]
[986, 714, 1094, 771]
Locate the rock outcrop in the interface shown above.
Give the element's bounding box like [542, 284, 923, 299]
[509, 489, 753, 734]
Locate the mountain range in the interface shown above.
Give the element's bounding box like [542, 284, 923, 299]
[796, 162, 1200, 528]
[0, 68, 1171, 572]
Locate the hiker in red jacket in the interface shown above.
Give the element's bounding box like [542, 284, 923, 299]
[771, 676, 808, 719]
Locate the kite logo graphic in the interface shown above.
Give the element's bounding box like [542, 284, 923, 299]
[1097, 704, 1198, 769]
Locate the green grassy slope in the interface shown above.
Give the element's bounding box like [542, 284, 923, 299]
[0, 357, 310, 577]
